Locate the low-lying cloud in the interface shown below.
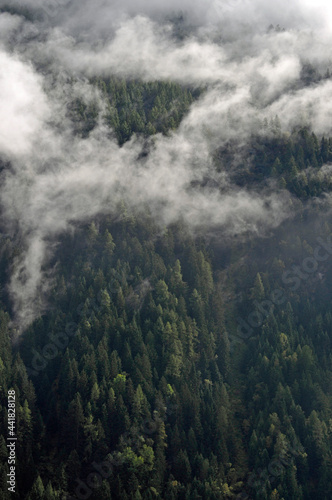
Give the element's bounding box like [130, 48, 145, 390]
[0, 0, 331, 331]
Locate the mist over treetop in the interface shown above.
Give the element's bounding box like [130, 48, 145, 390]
[0, 1, 332, 329]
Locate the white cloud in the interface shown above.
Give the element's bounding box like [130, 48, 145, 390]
[0, 50, 49, 159]
[0, 1, 331, 330]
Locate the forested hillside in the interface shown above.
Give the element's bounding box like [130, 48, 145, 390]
[1, 1, 332, 499]
[0, 75, 332, 499]
[72, 78, 200, 143]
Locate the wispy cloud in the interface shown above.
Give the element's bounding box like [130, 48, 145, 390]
[0, 1, 331, 330]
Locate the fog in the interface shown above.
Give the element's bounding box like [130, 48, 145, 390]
[0, 0, 331, 330]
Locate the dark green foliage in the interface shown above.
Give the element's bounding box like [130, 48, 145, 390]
[1, 78, 332, 500]
[72, 77, 201, 144]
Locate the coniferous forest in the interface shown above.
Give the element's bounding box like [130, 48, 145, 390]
[1, 2, 332, 500]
